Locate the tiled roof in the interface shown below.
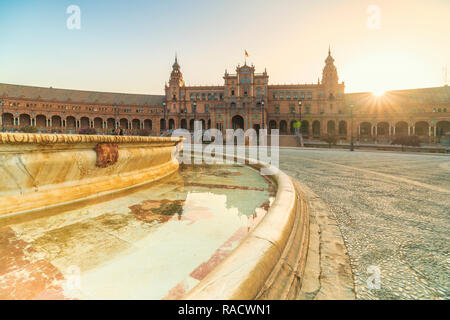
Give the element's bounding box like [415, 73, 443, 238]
[0, 83, 165, 106]
[345, 86, 450, 106]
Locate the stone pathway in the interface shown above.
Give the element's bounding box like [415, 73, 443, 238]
[279, 149, 449, 300]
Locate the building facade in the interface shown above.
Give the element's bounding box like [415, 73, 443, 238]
[1, 49, 449, 144]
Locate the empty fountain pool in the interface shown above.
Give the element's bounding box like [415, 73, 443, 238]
[0, 163, 275, 300]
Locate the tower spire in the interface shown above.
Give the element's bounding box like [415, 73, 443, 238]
[328, 45, 331, 56]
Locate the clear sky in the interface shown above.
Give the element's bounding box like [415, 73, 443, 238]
[1, 0, 449, 94]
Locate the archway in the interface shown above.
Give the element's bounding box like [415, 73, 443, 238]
[415, 121, 428, 136]
[2, 113, 14, 127]
[107, 118, 116, 131]
[301, 120, 309, 136]
[160, 119, 166, 131]
[436, 121, 450, 144]
[312, 120, 320, 137]
[327, 120, 336, 135]
[279, 120, 287, 134]
[338, 120, 347, 136]
[19, 114, 31, 127]
[131, 119, 140, 130]
[181, 119, 187, 129]
[67, 116, 76, 132]
[269, 120, 277, 131]
[36, 115, 46, 129]
[52, 115, 62, 128]
[360, 122, 371, 136]
[94, 117, 103, 130]
[168, 118, 175, 130]
[120, 118, 129, 130]
[144, 119, 152, 130]
[395, 121, 408, 135]
[232, 115, 244, 130]
[81, 117, 90, 128]
[377, 122, 389, 136]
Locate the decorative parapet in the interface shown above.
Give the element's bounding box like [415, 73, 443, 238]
[0, 132, 182, 145]
[0, 133, 183, 217]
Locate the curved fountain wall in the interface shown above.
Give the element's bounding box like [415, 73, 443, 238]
[0, 133, 183, 217]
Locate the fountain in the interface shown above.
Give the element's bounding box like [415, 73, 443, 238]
[0, 133, 309, 300]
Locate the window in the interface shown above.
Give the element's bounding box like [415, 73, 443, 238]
[275, 104, 280, 113]
[305, 104, 311, 114]
[289, 104, 295, 114]
[280, 93, 284, 100]
[231, 90, 235, 96]
[286, 93, 291, 99]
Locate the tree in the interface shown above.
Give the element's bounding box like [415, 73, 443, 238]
[19, 126, 38, 133]
[78, 127, 97, 135]
[321, 134, 338, 148]
[391, 135, 420, 151]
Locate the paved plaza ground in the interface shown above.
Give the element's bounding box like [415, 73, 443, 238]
[279, 149, 449, 299]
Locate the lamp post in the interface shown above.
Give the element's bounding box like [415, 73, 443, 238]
[261, 99, 265, 129]
[350, 104, 354, 151]
[193, 101, 197, 121]
[298, 100, 304, 147]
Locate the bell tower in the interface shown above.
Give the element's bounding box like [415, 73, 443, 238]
[165, 55, 185, 114]
[322, 46, 339, 86]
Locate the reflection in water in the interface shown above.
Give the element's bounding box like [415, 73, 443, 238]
[0, 164, 274, 300]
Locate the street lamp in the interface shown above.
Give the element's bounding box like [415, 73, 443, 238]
[298, 100, 304, 147]
[350, 104, 354, 151]
[193, 101, 197, 121]
[261, 99, 265, 129]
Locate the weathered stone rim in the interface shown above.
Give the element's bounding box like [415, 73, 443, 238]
[184, 153, 299, 300]
[0, 132, 183, 145]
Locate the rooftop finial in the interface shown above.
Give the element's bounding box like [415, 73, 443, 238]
[328, 45, 331, 56]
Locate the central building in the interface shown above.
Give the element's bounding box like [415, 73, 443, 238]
[164, 48, 345, 134]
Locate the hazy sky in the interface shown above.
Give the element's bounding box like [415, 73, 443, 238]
[1, 0, 449, 94]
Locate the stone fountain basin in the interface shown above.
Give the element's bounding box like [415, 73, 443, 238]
[0, 134, 305, 300]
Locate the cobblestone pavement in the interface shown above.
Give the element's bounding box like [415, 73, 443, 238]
[279, 149, 449, 300]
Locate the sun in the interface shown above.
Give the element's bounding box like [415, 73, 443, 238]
[372, 89, 386, 97]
